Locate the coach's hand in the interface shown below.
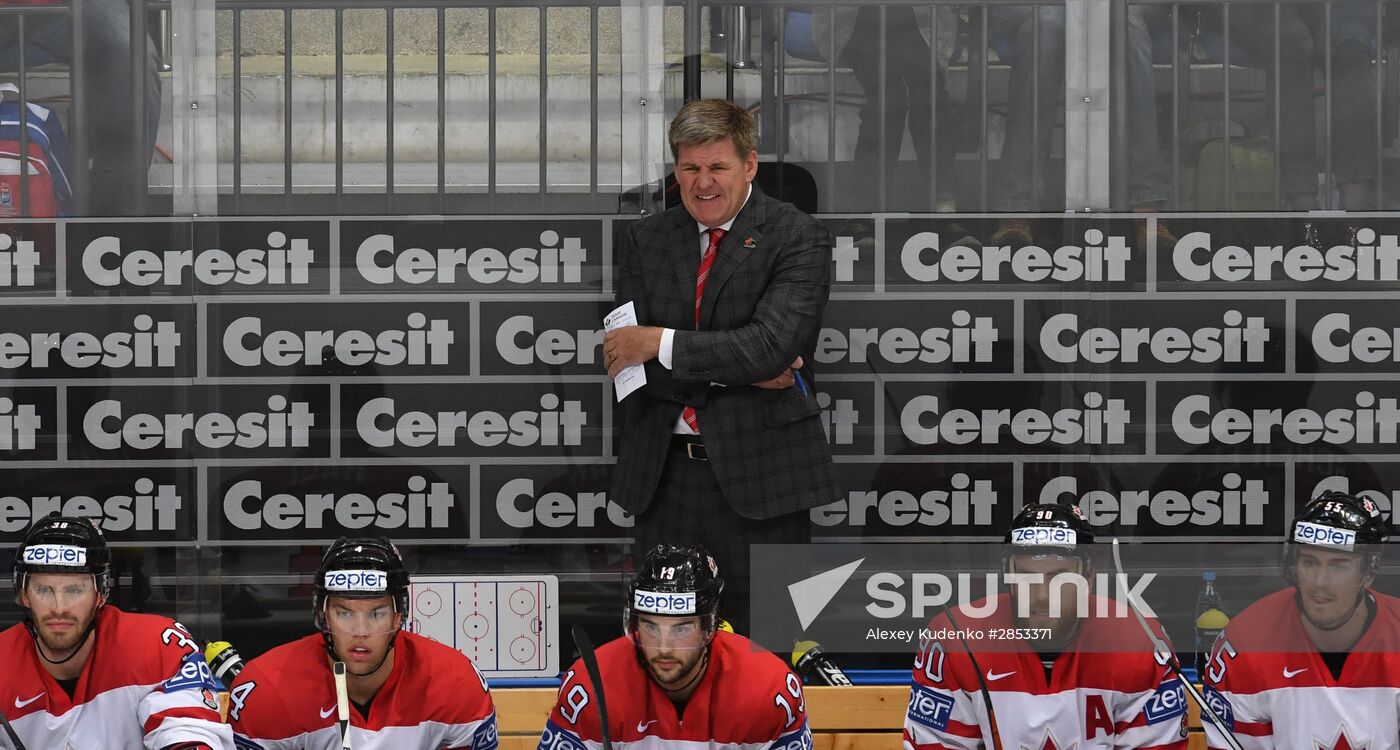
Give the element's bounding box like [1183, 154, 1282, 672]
[752, 357, 804, 389]
[604, 325, 663, 378]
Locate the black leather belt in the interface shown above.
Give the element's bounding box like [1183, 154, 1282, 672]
[670, 435, 708, 461]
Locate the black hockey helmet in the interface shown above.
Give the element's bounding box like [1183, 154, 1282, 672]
[1284, 490, 1388, 581]
[13, 513, 112, 600]
[313, 537, 410, 632]
[1004, 502, 1094, 571]
[625, 544, 724, 642]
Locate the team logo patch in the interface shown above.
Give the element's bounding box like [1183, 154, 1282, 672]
[1143, 680, 1187, 724]
[540, 721, 589, 750]
[21, 544, 87, 567]
[1294, 521, 1356, 551]
[164, 651, 220, 693]
[906, 684, 954, 731]
[1201, 685, 1234, 730]
[473, 712, 500, 750]
[774, 722, 813, 750]
[633, 589, 696, 615]
[323, 569, 389, 592]
[200, 688, 220, 711]
[1010, 527, 1077, 548]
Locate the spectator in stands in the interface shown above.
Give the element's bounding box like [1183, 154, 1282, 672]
[988, 5, 1171, 245]
[1224, 3, 1378, 212]
[0, 0, 161, 216]
[813, 4, 961, 211]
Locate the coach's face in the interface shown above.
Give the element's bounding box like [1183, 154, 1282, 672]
[675, 138, 757, 229]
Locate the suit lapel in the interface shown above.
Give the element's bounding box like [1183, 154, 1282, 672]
[699, 186, 767, 329]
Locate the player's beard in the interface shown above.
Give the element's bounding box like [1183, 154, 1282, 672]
[36, 610, 94, 657]
[646, 647, 705, 688]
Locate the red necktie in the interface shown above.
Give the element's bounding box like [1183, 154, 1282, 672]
[682, 227, 726, 433]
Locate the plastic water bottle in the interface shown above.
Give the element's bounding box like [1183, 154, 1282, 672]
[1194, 571, 1229, 680]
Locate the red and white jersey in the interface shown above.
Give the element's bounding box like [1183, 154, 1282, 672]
[0, 605, 234, 749]
[228, 632, 498, 750]
[540, 630, 811, 750]
[903, 594, 1190, 750]
[1202, 587, 1400, 750]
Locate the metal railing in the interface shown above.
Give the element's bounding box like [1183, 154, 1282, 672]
[1, 0, 1393, 216]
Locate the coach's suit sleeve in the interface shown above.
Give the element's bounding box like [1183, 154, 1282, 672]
[613, 218, 705, 407]
[670, 201, 832, 386]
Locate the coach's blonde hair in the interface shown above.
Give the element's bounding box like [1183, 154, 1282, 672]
[668, 99, 758, 161]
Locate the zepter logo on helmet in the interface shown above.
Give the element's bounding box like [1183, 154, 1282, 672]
[625, 544, 724, 651]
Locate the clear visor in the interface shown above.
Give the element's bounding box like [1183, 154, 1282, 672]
[1289, 546, 1376, 586]
[626, 611, 716, 652]
[319, 598, 401, 638]
[24, 575, 98, 608]
[1005, 553, 1085, 576]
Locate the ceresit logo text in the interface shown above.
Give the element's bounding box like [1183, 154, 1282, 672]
[900, 229, 1132, 282]
[81, 232, 314, 287]
[22, 544, 87, 567]
[0, 233, 42, 287]
[356, 231, 585, 285]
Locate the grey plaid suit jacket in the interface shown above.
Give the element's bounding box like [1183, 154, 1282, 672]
[610, 186, 840, 520]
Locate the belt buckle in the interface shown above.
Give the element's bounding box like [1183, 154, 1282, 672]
[686, 442, 707, 461]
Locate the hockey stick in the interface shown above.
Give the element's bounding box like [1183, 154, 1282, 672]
[941, 608, 1005, 750]
[0, 708, 27, 750]
[571, 624, 614, 750]
[1111, 539, 1245, 750]
[333, 661, 352, 749]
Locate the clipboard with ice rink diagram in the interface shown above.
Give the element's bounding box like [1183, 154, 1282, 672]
[407, 575, 558, 680]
